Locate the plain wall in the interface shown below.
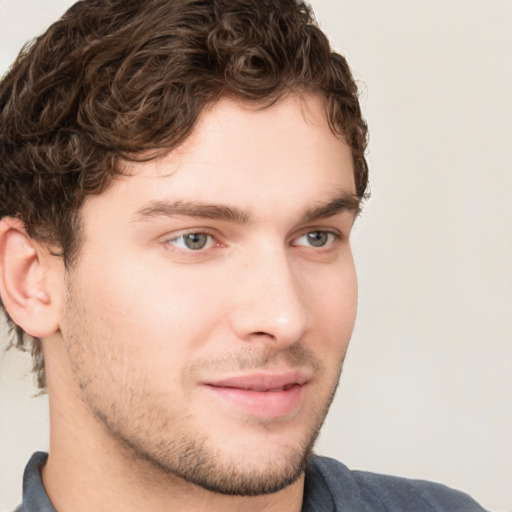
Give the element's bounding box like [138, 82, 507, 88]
[1, 1, 511, 511]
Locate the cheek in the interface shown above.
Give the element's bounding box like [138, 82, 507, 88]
[306, 259, 358, 353]
[77, 256, 230, 367]
[306, 254, 357, 316]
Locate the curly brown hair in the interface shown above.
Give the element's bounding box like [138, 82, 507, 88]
[0, 0, 368, 389]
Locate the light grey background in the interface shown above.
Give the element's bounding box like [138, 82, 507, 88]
[1, 1, 511, 511]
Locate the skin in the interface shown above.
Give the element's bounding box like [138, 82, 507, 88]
[11, 94, 359, 511]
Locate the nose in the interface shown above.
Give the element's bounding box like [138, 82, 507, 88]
[230, 244, 309, 348]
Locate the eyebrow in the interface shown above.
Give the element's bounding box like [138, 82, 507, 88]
[134, 200, 251, 224]
[298, 193, 361, 224]
[133, 192, 360, 225]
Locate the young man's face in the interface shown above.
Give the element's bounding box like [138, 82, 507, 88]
[56, 94, 358, 495]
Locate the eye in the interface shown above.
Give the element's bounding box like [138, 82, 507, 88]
[167, 232, 215, 251]
[293, 230, 338, 248]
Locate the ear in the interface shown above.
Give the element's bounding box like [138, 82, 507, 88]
[0, 218, 62, 338]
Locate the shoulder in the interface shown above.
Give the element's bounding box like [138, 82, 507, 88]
[304, 455, 489, 512]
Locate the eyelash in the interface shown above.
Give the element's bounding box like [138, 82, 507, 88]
[291, 230, 340, 249]
[165, 229, 341, 252]
[166, 231, 219, 251]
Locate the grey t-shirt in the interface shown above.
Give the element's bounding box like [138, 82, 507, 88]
[302, 455, 488, 511]
[15, 452, 488, 511]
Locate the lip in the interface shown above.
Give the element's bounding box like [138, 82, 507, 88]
[202, 370, 311, 419]
[206, 371, 311, 391]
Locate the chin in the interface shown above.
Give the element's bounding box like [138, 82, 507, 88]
[166, 442, 314, 496]
[118, 420, 319, 497]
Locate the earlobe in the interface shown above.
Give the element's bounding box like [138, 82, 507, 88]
[0, 218, 61, 338]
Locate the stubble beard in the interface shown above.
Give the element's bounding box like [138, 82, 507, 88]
[62, 284, 344, 497]
[89, 380, 341, 497]
[83, 363, 342, 497]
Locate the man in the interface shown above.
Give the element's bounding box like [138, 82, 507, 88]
[0, 1, 488, 511]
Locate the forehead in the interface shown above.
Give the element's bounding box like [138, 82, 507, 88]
[86, 94, 356, 225]
[123, 94, 354, 194]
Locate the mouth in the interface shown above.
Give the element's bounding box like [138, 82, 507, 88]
[202, 371, 311, 419]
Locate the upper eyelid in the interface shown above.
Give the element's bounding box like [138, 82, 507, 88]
[169, 232, 214, 241]
[291, 226, 342, 240]
[163, 226, 343, 239]
[290, 229, 340, 245]
[160, 223, 348, 249]
[165, 227, 218, 241]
